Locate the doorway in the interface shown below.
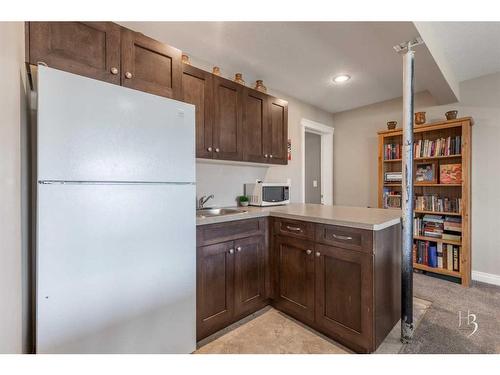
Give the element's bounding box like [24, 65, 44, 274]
[305, 132, 322, 204]
[300, 119, 334, 205]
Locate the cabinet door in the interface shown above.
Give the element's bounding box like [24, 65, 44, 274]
[234, 236, 267, 317]
[213, 76, 244, 161]
[121, 29, 182, 99]
[315, 244, 374, 352]
[273, 236, 315, 324]
[28, 22, 121, 84]
[197, 241, 235, 340]
[182, 65, 213, 159]
[242, 88, 269, 163]
[267, 97, 288, 165]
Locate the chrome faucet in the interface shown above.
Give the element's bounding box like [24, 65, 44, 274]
[198, 194, 214, 209]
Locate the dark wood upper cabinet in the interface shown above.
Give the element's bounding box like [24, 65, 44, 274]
[267, 97, 288, 165]
[242, 88, 269, 163]
[273, 236, 315, 324]
[121, 29, 182, 99]
[182, 65, 213, 159]
[314, 244, 374, 351]
[197, 240, 235, 340]
[27, 22, 121, 84]
[26, 22, 288, 165]
[234, 235, 267, 317]
[213, 76, 244, 161]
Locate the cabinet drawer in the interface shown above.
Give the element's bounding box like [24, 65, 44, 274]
[273, 218, 315, 240]
[197, 218, 267, 246]
[315, 224, 373, 253]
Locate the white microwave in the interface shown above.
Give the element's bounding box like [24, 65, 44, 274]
[244, 182, 290, 206]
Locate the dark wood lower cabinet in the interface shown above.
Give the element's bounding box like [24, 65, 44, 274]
[315, 244, 374, 352]
[271, 219, 401, 353]
[196, 219, 268, 341]
[272, 236, 315, 324]
[197, 241, 235, 340]
[197, 218, 400, 352]
[234, 236, 267, 317]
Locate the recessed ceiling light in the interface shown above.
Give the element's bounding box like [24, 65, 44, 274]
[333, 74, 351, 84]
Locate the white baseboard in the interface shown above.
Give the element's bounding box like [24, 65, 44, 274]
[472, 270, 500, 286]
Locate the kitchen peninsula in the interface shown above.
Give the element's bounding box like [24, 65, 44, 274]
[196, 204, 402, 353]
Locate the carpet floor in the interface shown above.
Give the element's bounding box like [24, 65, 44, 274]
[196, 273, 500, 354]
[401, 273, 500, 353]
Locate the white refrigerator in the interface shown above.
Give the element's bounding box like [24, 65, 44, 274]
[35, 66, 196, 353]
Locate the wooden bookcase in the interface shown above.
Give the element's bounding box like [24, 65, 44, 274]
[377, 117, 472, 286]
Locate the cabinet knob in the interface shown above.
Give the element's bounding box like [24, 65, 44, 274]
[207, 147, 213, 152]
[110, 67, 119, 75]
[228, 249, 234, 254]
[269, 154, 273, 158]
[315, 251, 321, 257]
[306, 249, 312, 255]
[236, 246, 242, 252]
[264, 154, 268, 158]
[125, 72, 133, 79]
[215, 148, 220, 153]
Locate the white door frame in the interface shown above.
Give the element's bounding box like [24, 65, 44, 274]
[301, 118, 334, 205]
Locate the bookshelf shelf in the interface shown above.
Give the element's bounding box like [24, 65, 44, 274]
[383, 183, 462, 187]
[384, 154, 462, 163]
[414, 210, 462, 216]
[416, 183, 462, 187]
[413, 235, 461, 246]
[378, 117, 472, 286]
[413, 263, 461, 278]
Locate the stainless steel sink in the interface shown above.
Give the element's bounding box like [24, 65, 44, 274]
[196, 208, 247, 218]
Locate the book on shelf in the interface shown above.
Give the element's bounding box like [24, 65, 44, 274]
[440, 163, 462, 184]
[413, 214, 462, 240]
[414, 136, 461, 158]
[437, 243, 444, 268]
[414, 239, 460, 272]
[442, 232, 462, 242]
[453, 246, 460, 272]
[414, 194, 461, 214]
[383, 191, 401, 209]
[384, 171, 402, 182]
[384, 143, 401, 160]
[428, 243, 438, 268]
[444, 216, 462, 232]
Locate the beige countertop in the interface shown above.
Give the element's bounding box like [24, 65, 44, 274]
[196, 203, 401, 231]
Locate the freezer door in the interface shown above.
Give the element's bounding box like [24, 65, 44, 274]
[36, 183, 196, 353]
[37, 66, 195, 183]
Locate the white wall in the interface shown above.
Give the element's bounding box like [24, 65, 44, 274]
[332, 91, 438, 207]
[332, 72, 500, 278]
[191, 57, 335, 207]
[0, 22, 28, 353]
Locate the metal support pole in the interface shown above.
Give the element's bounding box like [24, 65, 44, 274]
[401, 44, 415, 343]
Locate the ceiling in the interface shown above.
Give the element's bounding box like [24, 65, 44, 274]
[120, 22, 461, 113]
[415, 22, 500, 82]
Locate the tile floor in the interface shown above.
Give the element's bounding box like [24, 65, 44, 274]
[196, 297, 431, 354]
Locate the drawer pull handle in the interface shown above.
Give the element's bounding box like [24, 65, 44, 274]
[285, 226, 302, 232]
[306, 249, 312, 255]
[228, 249, 234, 254]
[332, 234, 353, 241]
[315, 251, 321, 257]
